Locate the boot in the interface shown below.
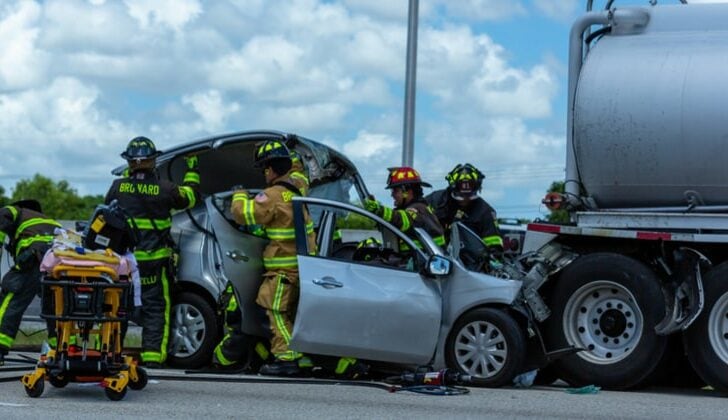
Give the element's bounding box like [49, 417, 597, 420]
[259, 359, 300, 377]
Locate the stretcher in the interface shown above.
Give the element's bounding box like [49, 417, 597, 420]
[20, 231, 146, 401]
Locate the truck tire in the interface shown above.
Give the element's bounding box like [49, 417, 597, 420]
[683, 261, 728, 394]
[445, 307, 526, 388]
[167, 292, 219, 369]
[544, 253, 667, 389]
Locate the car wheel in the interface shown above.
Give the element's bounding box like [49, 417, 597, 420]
[445, 307, 526, 388]
[683, 261, 728, 394]
[544, 253, 667, 390]
[167, 292, 218, 369]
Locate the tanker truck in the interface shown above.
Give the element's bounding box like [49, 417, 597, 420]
[516, 0, 728, 392]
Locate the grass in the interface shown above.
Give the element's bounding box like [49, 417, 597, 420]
[13, 322, 142, 351]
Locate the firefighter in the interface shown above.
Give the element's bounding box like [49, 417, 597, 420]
[364, 166, 446, 250]
[216, 139, 315, 376]
[425, 163, 503, 257]
[0, 200, 61, 365]
[105, 136, 201, 368]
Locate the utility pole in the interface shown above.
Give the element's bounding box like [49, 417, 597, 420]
[402, 0, 419, 166]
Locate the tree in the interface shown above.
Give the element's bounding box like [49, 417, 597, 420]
[0, 185, 8, 207]
[10, 174, 103, 220]
[546, 180, 570, 224]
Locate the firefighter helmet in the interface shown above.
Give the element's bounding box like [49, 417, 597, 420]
[446, 163, 484, 200]
[254, 140, 291, 168]
[121, 136, 161, 160]
[385, 166, 432, 189]
[353, 237, 384, 262]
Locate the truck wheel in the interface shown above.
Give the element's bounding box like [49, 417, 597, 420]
[544, 253, 667, 389]
[167, 292, 218, 369]
[445, 307, 526, 388]
[683, 261, 728, 394]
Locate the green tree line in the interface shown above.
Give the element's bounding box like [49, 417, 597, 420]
[0, 174, 104, 220]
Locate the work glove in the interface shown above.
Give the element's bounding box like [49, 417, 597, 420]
[364, 198, 382, 214]
[184, 155, 199, 171]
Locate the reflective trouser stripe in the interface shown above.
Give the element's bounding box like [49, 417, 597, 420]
[141, 351, 163, 363]
[214, 335, 235, 366]
[335, 357, 357, 375]
[0, 293, 15, 348]
[272, 275, 291, 345]
[255, 342, 270, 361]
[160, 265, 171, 362]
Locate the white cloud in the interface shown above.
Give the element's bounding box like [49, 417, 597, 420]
[182, 90, 240, 131]
[124, 0, 202, 31]
[437, 0, 527, 21]
[0, 1, 47, 89]
[341, 130, 399, 162]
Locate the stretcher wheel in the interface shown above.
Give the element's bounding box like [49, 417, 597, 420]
[49, 375, 69, 388]
[24, 379, 45, 398]
[128, 367, 148, 390]
[104, 385, 128, 401]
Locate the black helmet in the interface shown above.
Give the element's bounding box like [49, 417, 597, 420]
[121, 136, 161, 161]
[254, 140, 291, 168]
[446, 163, 484, 200]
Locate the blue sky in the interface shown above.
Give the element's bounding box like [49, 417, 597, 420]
[0, 0, 718, 220]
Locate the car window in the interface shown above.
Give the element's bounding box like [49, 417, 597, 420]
[305, 202, 423, 273]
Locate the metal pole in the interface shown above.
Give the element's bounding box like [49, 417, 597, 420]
[402, 0, 419, 166]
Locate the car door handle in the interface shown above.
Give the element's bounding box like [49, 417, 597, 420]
[312, 277, 343, 289]
[226, 250, 250, 262]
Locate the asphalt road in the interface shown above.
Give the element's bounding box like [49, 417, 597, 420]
[0, 354, 725, 420]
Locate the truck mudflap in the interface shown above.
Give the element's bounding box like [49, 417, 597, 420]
[655, 248, 710, 335]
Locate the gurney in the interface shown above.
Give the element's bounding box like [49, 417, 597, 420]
[21, 228, 146, 401]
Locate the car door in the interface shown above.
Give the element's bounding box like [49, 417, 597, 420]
[289, 198, 443, 365]
[206, 193, 270, 337]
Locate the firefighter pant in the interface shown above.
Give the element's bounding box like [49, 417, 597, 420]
[136, 258, 172, 364]
[255, 271, 300, 360]
[0, 265, 54, 352]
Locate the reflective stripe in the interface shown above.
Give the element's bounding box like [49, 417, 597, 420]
[306, 222, 314, 235]
[183, 171, 200, 185]
[160, 265, 171, 362]
[263, 256, 298, 269]
[214, 335, 235, 366]
[0, 292, 15, 348]
[272, 275, 292, 345]
[141, 351, 162, 363]
[2, 206, 18, 221]
[333, 230, 342, 240]
[179, 185, 197, 207]
[397, 210, 411, 231]
[232, 193, 247, 202]
[275, 350, 302, 361]
[244, 199, 256, 225]
[130, 217, 172, 230]
[133, 248, 173, 261]
[15, 218, 62, 240]
[335, 357, 357, 375]
[433, 235, 446, 246]
[16, 234, 54, 254]
[266, 227, 296, 240]
[382, 207, 393, 222]
[255, 342, 270, 360]
[483, 235, 504, 247]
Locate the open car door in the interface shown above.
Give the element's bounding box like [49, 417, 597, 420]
[289, 197, 442, 365]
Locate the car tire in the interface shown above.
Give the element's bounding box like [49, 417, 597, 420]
[445, 307, 526, 388]
[544, 253, 667, 390]
[167, 292, 219, 369]
[683, 261, 728, 394]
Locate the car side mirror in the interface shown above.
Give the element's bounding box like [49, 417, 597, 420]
[427, 255, 452, 276]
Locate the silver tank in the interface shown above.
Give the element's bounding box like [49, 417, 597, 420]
[572, 4, 728, 209]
